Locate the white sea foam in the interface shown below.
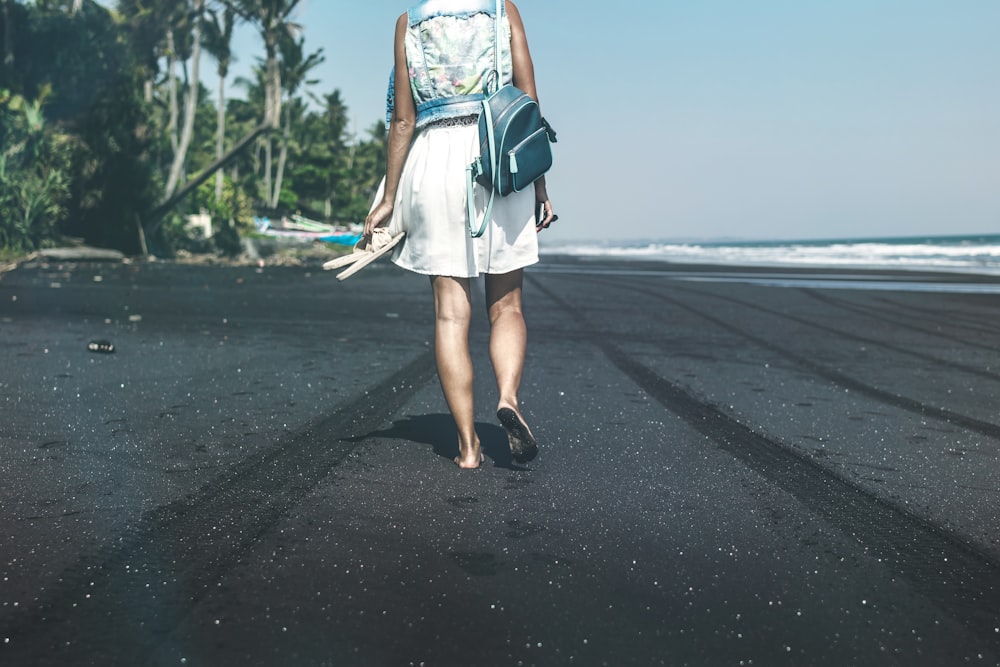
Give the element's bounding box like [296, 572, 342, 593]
[539, 237, 1000, 275]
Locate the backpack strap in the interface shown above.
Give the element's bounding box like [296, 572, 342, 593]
[494, 0, 503, 80]
[465, 0, 504, 238]
[467, 89, 498, 238]
[466, 159, 495, 238]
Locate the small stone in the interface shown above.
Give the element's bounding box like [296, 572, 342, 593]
[87, 341, 115, 354]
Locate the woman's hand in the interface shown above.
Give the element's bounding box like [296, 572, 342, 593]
[534, 179, 556, 232]
[364, 200, 394, 237]
[535, 199, 556, 232]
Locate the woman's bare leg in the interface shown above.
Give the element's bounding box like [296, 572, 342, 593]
[431, 275, 481, 468]
[486, 270, 538, 461]
[485, 270, 527, 412]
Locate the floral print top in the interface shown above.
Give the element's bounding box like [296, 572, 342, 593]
[403, 9, 513, 128]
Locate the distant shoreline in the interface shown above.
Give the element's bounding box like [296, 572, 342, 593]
[538, 233, 1000, 277]
[532, 254, 1000, 294]
[7, 239, 1000, 286]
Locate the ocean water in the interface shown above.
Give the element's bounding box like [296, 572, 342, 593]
[539, 234, 1000, 275]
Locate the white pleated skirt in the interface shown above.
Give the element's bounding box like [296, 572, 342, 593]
[379, 123, 539, 278]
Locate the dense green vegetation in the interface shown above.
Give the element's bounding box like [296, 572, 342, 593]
[0, 0, 386, 257]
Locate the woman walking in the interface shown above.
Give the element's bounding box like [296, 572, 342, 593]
[365, 0, 556, 469]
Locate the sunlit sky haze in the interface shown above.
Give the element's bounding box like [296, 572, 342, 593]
[103, 1, 1000, 242]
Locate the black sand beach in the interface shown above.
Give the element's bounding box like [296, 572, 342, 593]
[2, 255, 999, 666]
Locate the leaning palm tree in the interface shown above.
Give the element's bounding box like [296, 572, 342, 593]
[269, 34, 324, 208]
[201, 3, 236, 202]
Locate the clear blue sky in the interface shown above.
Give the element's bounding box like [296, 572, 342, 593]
[144, 1, 1000, 241]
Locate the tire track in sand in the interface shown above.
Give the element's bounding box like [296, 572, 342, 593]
[800, 288, 1000, 351]
[0, 350, 437, 666]
[679, 282, 1000, 382]
[527, 272, 1000, 653]
[578, 274, 1000, 441]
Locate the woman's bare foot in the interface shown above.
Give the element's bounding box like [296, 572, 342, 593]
[496, 404, 538, 463]
[454, 437, 483, 469]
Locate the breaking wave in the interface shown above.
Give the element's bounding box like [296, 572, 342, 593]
[539, 235, 1000, 275]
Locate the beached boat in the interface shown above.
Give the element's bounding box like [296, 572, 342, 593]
[254, 214, 362, 246]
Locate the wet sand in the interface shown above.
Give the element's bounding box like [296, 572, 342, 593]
[1, 256, 999, 665]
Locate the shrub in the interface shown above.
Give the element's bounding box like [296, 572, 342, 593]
[0, 88, 72, 253]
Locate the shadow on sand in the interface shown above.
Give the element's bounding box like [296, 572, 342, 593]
[356, 413, 528, 470]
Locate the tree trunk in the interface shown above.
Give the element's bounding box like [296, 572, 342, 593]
[270, 102, 291, 208]
[163, 0, 203, 201]
[166, 30, 179, 154]
[263, 136, 272, 208]
[346, 143, 357, 202]
[261, 36, 279, 205]
[2, 0, 13, 68]
[264, 33, 281, 129]
[215, 71, 226, 202]
[70, 0, 83, 15]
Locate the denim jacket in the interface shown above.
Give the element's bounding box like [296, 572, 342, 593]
[385, 0, 513, 129]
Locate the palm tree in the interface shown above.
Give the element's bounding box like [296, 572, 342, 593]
[144, 0, 302, 233]
[234, 64, 271, 202]
[162, 0, 205, 201]
[315, 89, 349, 219]
[202, 3, 235, 202]
[223, 0, 301, 211]
[115, 0, 174, 102]
[223, 0, 302, 129]
[112, 0, 195, 197]
[146, 78, 270, 232]
[165, 27, 180, 153]
[270, 34, 323, 208]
